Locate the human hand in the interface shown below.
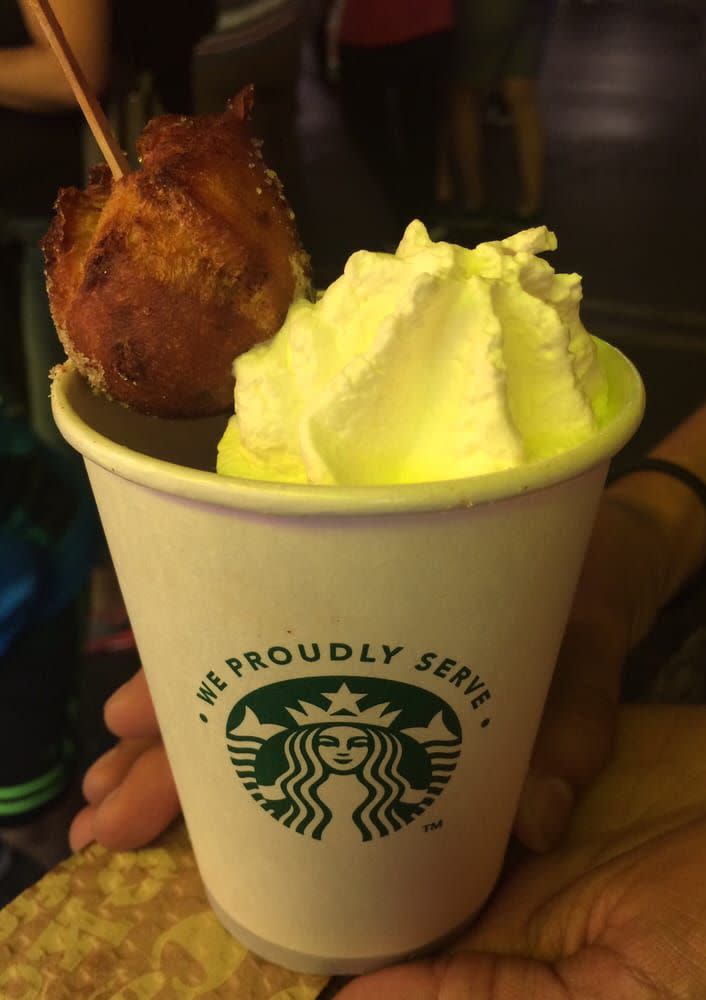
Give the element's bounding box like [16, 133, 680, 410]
[516, 399, 706, 853]
[339, 704, 706, 999]
[513, 480, 687, 852]
[69, 668, 180, 852]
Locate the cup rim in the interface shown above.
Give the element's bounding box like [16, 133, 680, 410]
[51, 339, 645, 516]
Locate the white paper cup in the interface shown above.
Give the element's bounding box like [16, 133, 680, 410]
[52, 340, 643, 975]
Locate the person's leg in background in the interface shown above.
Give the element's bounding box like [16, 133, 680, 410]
[502, 75, 545, 220]
[337, 43, 402, 228]
[449, 81, 487, 215]
[445, 0, 555, 223]
[445, 0, 515, 218]
[499, 0, 557, 222]
[396, 30, 453, 228]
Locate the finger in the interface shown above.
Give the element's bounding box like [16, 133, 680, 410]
[538, 624, 621, 785]
[104, 668, 160, 739]
[514, 624, 620, 852]
[82, 738, 155, 805]
[70, 738, 168, 850]
[336, 952, 587, 1000]
[92, 742, 180, 851]
[69, 803, 98, 852]
[336, 958, 439, 1000]
[340, 945, 651, 1000]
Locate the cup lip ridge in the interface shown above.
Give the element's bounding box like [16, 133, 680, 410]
[50, 339, 645, 516]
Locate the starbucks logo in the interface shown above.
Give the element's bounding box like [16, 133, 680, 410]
[225, 676, 462, 842]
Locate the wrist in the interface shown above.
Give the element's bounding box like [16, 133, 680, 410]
[609, 461, 706, 594]
[571, 488, 678, 658]
[597, 469, 705, 650]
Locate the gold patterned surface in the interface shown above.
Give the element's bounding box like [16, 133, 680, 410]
[0, 821, 328, 999]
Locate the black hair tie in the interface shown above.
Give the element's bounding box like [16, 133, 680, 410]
[613, 458, 706, 510]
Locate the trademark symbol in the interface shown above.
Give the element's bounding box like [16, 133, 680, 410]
[423, 820, 443, 833]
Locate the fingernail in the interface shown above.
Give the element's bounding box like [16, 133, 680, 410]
[70, 829, 94, 852]
[520, 775, 575, 852]
[69, 813, 96, 853]
[82, 746, 118, 801]
[104, 688, 131, 732]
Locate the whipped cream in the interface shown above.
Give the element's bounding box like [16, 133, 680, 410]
[217, 222, 609, 485]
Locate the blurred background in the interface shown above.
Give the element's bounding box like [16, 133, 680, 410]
[202, 0, 706, 461]
[0, 0, 705, 905]
[193, 0, 706, 459]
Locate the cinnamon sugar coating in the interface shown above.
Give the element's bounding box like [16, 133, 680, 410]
[43, 88, 311, 417]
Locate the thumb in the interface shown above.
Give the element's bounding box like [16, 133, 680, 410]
[514, 621, 622, 852]
[336, 950, 613, 1000]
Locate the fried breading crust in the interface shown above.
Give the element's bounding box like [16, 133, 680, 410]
[43, 88, 311, 417]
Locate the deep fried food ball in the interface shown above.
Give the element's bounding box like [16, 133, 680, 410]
[43, 88, 311, 417]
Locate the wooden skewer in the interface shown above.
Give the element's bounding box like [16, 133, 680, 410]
[26, 0, 129, 180]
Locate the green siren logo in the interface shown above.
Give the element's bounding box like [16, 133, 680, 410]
[225, 676, 462, 841]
